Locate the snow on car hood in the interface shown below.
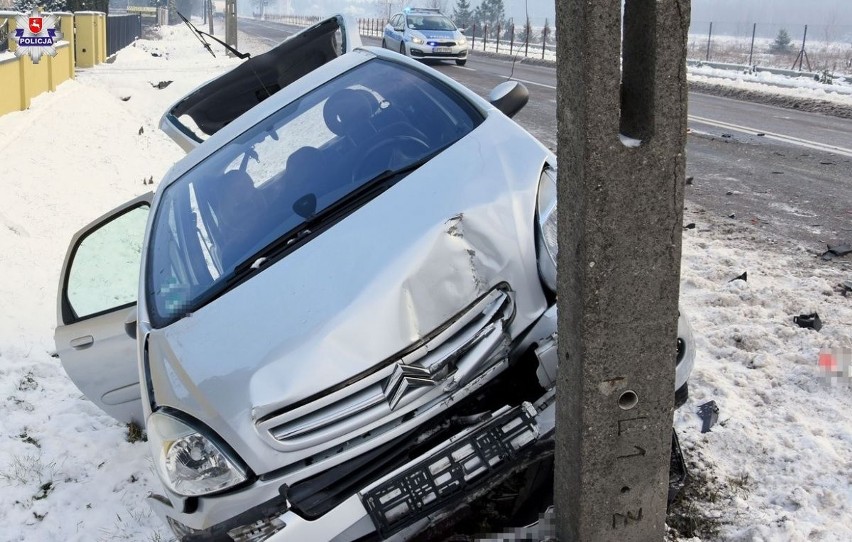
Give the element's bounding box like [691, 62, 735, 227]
[144, 113, 551, 469]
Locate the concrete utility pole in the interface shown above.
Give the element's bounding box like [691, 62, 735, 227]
[225, 0, 238, 55]
[554, 0, 690, 540]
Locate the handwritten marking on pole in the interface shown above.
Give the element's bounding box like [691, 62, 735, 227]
[617, 445, 647, 460]
[612, 508, 643, 529]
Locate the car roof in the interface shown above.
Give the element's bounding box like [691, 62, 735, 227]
[403, 8, 446, 16]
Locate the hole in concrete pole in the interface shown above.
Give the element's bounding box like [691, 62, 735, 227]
[618, 390, 639, 410]
[620, 0, 656, 143]
[621, 486, 631, 494]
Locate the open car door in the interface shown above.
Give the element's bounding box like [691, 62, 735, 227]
[54, 194, 152, 425]
[160, 14, 362, 152]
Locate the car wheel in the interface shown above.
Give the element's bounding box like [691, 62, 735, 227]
[456, 58, 467, 66]
[399, 42, 406, 56]
[381, 39, 387, 49]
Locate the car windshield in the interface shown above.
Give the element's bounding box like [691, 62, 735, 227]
[407, 15, 456, 31]
[146, 58, 482, 327]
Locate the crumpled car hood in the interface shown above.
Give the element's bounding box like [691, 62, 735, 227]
[145, 113, 552, 470]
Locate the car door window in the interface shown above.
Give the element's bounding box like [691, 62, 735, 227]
[66, 204, 149, 320]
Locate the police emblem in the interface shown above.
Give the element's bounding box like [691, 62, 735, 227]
[14, 9, 63, 64]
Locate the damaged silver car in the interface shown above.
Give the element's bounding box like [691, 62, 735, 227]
[54, 15, 695, 542]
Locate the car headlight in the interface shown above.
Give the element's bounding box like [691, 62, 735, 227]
[411, 36, 425, 44]
[148, 410, 248, 497]
[457, 36, 467, 45]
[536, 167, 558, 293]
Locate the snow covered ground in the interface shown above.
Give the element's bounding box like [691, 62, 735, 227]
[0, 23, 850, 542]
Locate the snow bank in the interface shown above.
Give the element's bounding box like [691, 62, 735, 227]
[672, 208, 852, 540]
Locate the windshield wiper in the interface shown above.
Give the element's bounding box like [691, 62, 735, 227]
[226, 151, 440, 287]
[177, 11, 250, 59]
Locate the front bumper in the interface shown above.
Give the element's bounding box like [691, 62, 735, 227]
[160, 397, 555, 542]
[408, 45, 468, 60]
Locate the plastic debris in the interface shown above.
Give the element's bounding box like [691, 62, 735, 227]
[793, 313, 822, 332]
[730, 272, 747, 282]
[820, 244, 852, 261]
[697, 401, 719, 433]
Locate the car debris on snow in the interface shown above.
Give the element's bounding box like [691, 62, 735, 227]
[820, 243, 852, 261]
[697, 401, 720, 433]
[729, 271, 748, 282]
[793, 312, 823, 331]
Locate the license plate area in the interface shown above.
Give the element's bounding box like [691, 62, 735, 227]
[361, 404, 538, 537]
[434, 46, 452, 54]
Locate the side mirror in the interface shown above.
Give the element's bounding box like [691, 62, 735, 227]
[293, 193, 317, 219]
[124, 308, 138, 340]
[488, 81, 529, 119]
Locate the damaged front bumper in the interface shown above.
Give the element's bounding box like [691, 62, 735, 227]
[202, 397, 555, 542]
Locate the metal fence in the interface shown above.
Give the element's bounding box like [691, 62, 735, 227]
[355, 17, 556, 61]
[689, 21, 852, 74]
[106, 13, 141, 56]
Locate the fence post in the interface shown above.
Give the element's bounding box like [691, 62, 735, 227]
[510, 23, 514, 54]
[542, 19, 548, 59]
[471, 23, 476, 49]
[705, 21, 712, 61]
[525, 20, 530, 57]
[748, 22, 756, 66]
[483, 24, 487, 50]
[496, 23, 501, 53]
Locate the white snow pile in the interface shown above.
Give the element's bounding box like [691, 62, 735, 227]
[0, 22, 850, 542]
[688, 66, 852, 108]
[672, 208, 852, 540]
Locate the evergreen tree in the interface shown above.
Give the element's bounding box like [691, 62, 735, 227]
[452, 0, 473, 30]
[473, 0, 505, 32]
[769, 28, 793, 54]
[12, 0, 38, 12]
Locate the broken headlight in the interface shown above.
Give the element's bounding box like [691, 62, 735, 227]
[536, 166, 558, 293]
[148, 410, 248, 497]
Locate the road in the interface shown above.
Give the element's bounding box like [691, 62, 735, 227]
[237, 18, 852, 250]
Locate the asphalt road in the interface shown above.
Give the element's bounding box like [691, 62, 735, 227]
[237, 18, 852, 250]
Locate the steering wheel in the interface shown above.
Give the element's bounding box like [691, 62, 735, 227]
[351, 135, 431, 184]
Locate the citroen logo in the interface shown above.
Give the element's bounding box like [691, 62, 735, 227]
[383, 361, 438, 410]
